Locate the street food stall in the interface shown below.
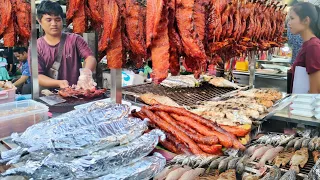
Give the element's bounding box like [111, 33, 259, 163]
[1, 0, 320, 180]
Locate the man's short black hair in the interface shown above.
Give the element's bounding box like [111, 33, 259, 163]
[13, 47, 28, 54]
[37, 1, 64, 20]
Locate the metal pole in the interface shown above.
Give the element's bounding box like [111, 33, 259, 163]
[31, 0, 39, 99]
[110, 69, 122, 104]
[249, 51, 256, 88]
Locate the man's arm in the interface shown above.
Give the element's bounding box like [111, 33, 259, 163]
[39, 74, 69, 88]
[13, 75, 29, 87]
[75, 35, 97, 72]
[83, 56, 97, 72]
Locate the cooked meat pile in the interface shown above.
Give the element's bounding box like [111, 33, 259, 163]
[68, 0, 287, 83]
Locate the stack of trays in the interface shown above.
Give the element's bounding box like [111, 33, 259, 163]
[290, 95, 320, 119]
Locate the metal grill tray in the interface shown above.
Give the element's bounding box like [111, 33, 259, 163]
[122, 82, 238, 106]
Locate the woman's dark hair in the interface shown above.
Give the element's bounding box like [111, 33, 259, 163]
[37, 1, 64, 21]
[13, 47, 28, 55]
[0, 52, 4, 57]
[292, 2, 320, 38]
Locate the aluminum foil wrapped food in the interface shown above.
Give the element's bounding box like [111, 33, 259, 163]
[0, 103, 145, 164]
[12, 103, 130, 147]
[1, 129, 165, 179]
[97, 152, 166, 180]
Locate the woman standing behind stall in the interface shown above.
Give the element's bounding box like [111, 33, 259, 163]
[289, 2, 320, 93]
[0, 51, 10, 81]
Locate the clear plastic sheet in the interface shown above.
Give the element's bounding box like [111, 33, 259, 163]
[97, 152, 166, 180]
[1, 129, 165, 179]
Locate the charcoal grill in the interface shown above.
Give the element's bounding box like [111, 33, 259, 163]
[122, 82, 237, 106]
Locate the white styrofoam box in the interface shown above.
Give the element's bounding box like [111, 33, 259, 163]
[290, 103, 315, 111]
[290, 109, 314, 118]
[315, 107, 320, 113]
[313, 100, 320, 107]
[293, 97, 315, 104]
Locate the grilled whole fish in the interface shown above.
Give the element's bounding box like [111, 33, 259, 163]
[236, 155, 249, 175]
[290, 148, 309, 173]
[308, 137, 318, 151]
[245, 144, 264, 156]
[261, 166, 281, 180]
[207, 156, 226, 173]
[279, 169, 296, 180]
[278, 135, 295, 146]
[294, 138, 305, 150]
[217, 169, 236, 180]
[302, 138, 312, 148]
[250, 145, 273, 161]
[227, 157, 240, 170]
[287, 138, 300, 149]
[198, 156, 219, 168]
[218, 156, 234, 173]
[274, 150, 295, 167]
[258, 146, 284, 167]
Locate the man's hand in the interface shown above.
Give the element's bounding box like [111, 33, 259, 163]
[58, 80, 69, 89]
[76, 68, 96, 90]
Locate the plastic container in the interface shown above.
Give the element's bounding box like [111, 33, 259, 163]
[0, 88, 16, 104]
[0, 100, 49, 138]
[290, 103, 315, 111]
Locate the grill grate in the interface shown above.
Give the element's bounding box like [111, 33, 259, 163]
[122, 83, 237, 106]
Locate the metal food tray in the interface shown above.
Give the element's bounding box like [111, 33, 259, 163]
[210, 90, 292, 124]
[122, 82, 239, 106]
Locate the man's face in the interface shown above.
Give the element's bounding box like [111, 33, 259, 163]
[38, 14, 63, 36]
[14, 52, 28, 61]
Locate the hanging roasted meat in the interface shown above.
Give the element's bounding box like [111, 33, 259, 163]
[147, 0, 170, 83]
[125, 0, 147, 68]
[168, 0, 182, 76]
